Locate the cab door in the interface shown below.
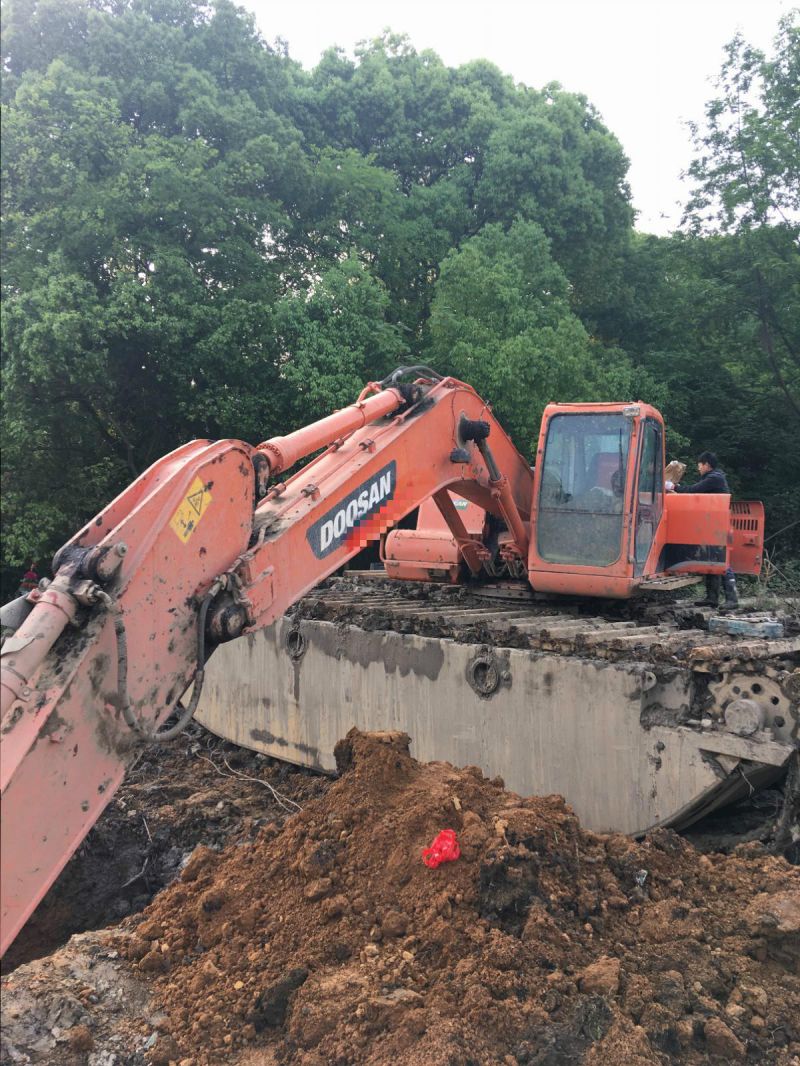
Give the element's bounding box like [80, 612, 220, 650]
[633, 419, 663, 575]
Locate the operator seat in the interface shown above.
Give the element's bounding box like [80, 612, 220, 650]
[588, 452, 619, 493]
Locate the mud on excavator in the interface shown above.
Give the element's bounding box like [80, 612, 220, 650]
[1, 368, 797, 958]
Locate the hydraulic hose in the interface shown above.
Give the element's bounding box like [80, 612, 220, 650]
[379, 365, 443, 387]
[97, 581, 219, 742]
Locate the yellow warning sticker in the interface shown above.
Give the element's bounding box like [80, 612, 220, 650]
[169, 477, 212, 543]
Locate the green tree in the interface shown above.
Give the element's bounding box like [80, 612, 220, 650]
[273, 256, 406, 426]
[683, 11, 800, 421]
[0, 0, 675, 588]
[427, 220, 658, 451]
[474, 85, 634, 321]
[1, 0, 308, 576]
[612, 231, 799, 548]
[304, 35, 635, 338]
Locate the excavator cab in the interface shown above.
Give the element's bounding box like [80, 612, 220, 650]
[382, 402, 669, 595]
[534, 407, 635, 568]
[381, 400, 764, 599]
[529, 402, 764, 596]
[527, 402, 658, 595]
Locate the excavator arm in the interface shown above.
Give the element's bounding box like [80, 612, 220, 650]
[0, 371, 533, 955]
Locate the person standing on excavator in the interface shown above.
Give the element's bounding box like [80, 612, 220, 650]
[673, 452, 738, 610]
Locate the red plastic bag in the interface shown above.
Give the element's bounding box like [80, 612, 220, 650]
[422, 829, 461, 868]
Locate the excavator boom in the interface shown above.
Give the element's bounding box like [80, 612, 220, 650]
[0, 373, 533, 956]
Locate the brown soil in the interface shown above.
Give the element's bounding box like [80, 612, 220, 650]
[110, 729, 800, 1066]
[3, 726, 328, 973]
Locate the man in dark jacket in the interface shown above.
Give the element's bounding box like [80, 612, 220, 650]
[675, 452, 738, 610]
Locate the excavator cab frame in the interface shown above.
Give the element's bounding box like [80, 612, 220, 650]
[529, 402, 644, 595]
[530, 401, 699, 596]
[528, 401, 748, 596]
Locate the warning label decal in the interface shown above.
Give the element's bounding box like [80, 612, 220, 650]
[170, 477, 212, 543]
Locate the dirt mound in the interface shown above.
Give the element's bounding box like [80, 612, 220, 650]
[113, 730, 800, 1065]
[4, 727, 328, 973]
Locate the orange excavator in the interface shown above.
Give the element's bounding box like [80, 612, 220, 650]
[0, 369, 767, 956]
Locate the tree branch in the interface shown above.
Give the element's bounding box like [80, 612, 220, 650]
[754, 267, 800, 421]
[46, 384, 140, 478]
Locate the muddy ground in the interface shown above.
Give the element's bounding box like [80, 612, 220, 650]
[2, 729, 799, 1066]
[3, 726, 329, 974]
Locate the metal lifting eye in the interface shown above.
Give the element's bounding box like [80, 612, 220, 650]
[285, 627, 307, 662]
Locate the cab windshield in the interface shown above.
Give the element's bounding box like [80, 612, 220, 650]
[537, 413, 632, 567]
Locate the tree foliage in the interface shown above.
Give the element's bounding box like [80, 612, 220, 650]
[1, 0, 798, 587]
[684, 13, 799, 232]
[428, 221, 660, 449]
[682, 11, 800, 423]
[604, 12, 800, 557]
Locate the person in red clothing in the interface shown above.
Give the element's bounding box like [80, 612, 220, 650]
[17, 561, 40, 596]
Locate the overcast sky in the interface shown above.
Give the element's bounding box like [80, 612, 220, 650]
[240, 0, 792, 236]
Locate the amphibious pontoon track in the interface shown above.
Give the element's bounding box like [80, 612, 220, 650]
[198, 578, 799, 836]
[293, 578, 800, 669]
